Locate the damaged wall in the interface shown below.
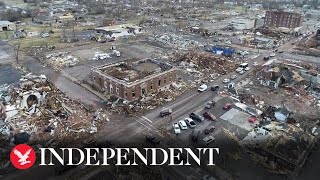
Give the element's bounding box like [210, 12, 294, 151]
[0, 102, 5, 121]
[91, 60, 177, 101]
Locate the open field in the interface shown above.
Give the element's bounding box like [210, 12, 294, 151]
[1, 23, 95, 49]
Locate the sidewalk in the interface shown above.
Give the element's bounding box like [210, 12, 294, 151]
[61, 71, 108, 102]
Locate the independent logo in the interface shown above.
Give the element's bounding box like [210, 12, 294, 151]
[10, 144, 36, 169]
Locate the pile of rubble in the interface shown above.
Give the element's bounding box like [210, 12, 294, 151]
[240, 121, 316, 175]
[46, 52, 79, 69]
[254, 27, 285, 39]
[108, 82, 187, 115]
[152, 33, 204, 49]
[175, 51, 237, 81]
[0, 73, 109, 144]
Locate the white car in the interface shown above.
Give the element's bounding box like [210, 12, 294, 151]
[223, 78, 230, 83]
[236, 67, 243, 72]
[173, 123, 181, 134]
[244, 67, 250, 71]
[239, 70, 245, 75]
[253, 62, 258, 66]
[231, 75, 237, 79]
[270, 53, 276, 57]
[184, 118, 196, 128]
[198, 84, 208, 92]
[178, 120, 187, 130]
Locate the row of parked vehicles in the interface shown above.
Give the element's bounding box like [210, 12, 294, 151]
[172, 111, 219, 146]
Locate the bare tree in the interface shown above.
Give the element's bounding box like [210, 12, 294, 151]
[14, 41, 21, 64]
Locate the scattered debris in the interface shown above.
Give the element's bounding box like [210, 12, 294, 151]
[0, 74, 110, 144]
[241, 121, 315, 175]
[46, 52, 79, 68]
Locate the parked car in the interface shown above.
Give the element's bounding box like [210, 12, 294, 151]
[173, 123, 181, 134]
[205, 126, 216, 135]
[192, 129, 200, 142]
[244, 67, 250, 71]
[145, 135, 160, 145]
[248, 117, 256, 123]
[270, 53, 276, 57]
[278, 50, 284, 53]
[203, 112, 216, 121]
[185, 118, 196, 128]
[160, 108, 172, 117]
[263, 56, 270, 61]
[202, 136, 215, 146]
[231, 75, 237, 79]
[205, 101, 215, 109]
[198, 84, 208, 92]
[223, 103, 232, 110]
[253, 62, 258, 66]
[178, 120, 187, 130]
[239, 70, 245, 75]
[236, 67, 243, 72]
[223, 78, 230, 83]
[211, 85, 219, 91]
[189, 112, 204, 122]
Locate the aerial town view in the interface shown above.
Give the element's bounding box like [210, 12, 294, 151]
[0, 0, 320, 180]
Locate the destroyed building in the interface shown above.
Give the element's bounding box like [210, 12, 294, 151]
[257, 63, 306, 90]
[0, 73, 101, 143]
[263, 106, 292, 122]
[91, 59, 177, 101]
[241, 121, 315, 175]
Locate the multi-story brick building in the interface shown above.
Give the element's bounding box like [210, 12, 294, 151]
[91, 59, 176, 101]
[264, 10, 304, 28]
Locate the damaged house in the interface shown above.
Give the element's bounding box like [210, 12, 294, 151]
[258, 64, 306, 90]
[263, 106, 292, 123]
[91, 59, 177, 102]
[241, 121, 315, 175]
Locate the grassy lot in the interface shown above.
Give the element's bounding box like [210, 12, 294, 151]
[3, 23, 95, 50]
[233, 6, 247, 13]
[10, 36, 60, 49]
[0, 31, 10, 40]
[1, 0, 27, 8]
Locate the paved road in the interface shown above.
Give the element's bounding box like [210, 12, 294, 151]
[0, 65, 22, 85]
[22, 55, 101, 107]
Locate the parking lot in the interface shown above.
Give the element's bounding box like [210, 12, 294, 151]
[61, 41, 166, 82]
[167, 96, 250, 147]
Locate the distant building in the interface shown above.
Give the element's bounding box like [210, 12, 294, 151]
[0, 21, 14, 32]
[55, 13, 75, 23]
[95, 24, 144, 39]
[264, 10, 304, 28]
[32, 8, 52, 24]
